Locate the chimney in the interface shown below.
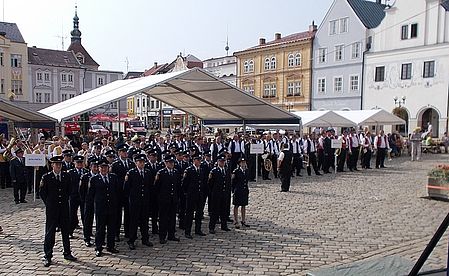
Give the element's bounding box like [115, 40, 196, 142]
[259, 38, 266, 45]
[376, 0, 382, 4]
[154, 62, 158, 67]
[275, 33, 281, 40]
[309, 20, 318, 32]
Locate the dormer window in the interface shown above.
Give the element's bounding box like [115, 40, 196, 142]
[76, 53, 85, 64]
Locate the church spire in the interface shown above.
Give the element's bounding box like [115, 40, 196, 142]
[70, 5, 82, 43]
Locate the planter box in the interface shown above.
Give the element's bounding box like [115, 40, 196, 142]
[427, 177, 449, 200]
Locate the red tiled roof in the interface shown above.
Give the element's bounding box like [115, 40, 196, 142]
[143, 63, 169, 76]
[235, 30, 315, 54]
[67, 42, 99, 68]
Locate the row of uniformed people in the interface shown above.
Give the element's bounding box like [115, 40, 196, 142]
[38, 143, 250, 267]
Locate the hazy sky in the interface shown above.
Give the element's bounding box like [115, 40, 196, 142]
[5, 0, 333, 73]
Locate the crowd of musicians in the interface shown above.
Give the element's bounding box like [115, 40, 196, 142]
[0, 127, 393, 266]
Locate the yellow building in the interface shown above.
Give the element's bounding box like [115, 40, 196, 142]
[235, 24, 316, 112]
[0, 22, 29, 104]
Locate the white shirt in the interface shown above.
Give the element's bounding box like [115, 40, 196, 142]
[278, 151, 285, 161]
[303, 139, 316, 154]
[374, 135, 389, 149]
[291, 139, 302, 154]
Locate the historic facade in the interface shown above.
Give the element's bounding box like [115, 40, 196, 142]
[235, 25, 317, 112]
[202, 55, 237, 86]
[0, 22, 29, 105]
[363, 0, 449, 137]
[312, 0, 385, 111]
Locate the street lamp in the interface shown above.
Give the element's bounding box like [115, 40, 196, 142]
[393, 96, 406, 108]
[285, 102, 294, 112]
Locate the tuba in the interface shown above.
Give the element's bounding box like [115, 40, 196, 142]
[261, 151, 272, 172]
[2, 137, 17, 162]
[303, 154, 310, 167]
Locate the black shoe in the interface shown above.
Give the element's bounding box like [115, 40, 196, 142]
[142, 241, 153, 247]
[241, 221, 250, 228]
[195, 231, 206, 236]
[380, 166, 386, 168]
[266, 178, 271, 180]
[168, 236, 180, 242]
[1, 186, 5, 189]
[84, 241, 92, 247]
[128, 243, 136, 250]
[20, 200, 27, 203]
[14, 200, 20, 204]
[209, 229, 216, 234]
[221, 227, 231, 232]
[43, 257, 51, 267]
[160, 239, 167, 244]
[366, 167, 372, 169]
[106, 247, 119, 253]
[64, 254, 77, 261]
[249, 179, 256, 182]
[316, 172, 322, 175]
[354, 168, 359, 171]
[95, 250, 102, 257]
[298, 174, 303, 177]
[185, 234, 193, 239]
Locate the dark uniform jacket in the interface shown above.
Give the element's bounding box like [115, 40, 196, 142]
[154, 168, 181, 204]
[68, 168, 88, 197]
[124, 167, 153, 207]
[208, 166, 231, 198]
[10, 157, 28, 184]
[87, 173, 120, 215]
[111, 158, 135, 184]
[40, 171, 71, 217]
[79, 172, 96, 203]
[62, 161, 75, 172]
[182, 165, 205, 197]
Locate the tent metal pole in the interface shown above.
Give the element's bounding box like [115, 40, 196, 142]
[243, 120, 247, 135]
[118, 100, 121, 135]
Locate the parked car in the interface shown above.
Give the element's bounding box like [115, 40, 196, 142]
[64, 122, 81, 136]
[89, 124, 110, 136]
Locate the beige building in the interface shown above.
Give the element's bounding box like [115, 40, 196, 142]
[234, 24, 316, 111]
[0, 22, 29, 105]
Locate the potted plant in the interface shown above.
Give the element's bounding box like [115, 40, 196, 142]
[427, 164, 449, 199]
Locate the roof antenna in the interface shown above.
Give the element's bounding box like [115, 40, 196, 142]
[225, 25, 230, 56]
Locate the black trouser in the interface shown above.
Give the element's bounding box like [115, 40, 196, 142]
[128, 203, 149, 243]
[225, 189, 231, 220]
[158, 197, 177, 241]
[376, 148, 386, 168]
[116, 196, 130, 238]
[248, 154, 256, 180]
[185, 193, 204, 235]
[0, 162, 9, 188]
[337, 149, 347, 172]
[306, 152, 320, 176]
[293, 154, 302, 176]
[69, 195, 80, 235]
[323, 153, 333, 173]
[317, 150, 324, 171]
[209, 194, 227, 230]
[363, 149, 372, 168]
[280, 171, 291, 191]
[349, 147, 359, 170]
[178, 193, 186, 229]
[230, 152, 241, 172]
[83, 201, 94, 242]
[150, 192, 159, 234]
[95, 211, 116, 251]
[13, 181, 27, 202]
[44, 211, 71, 259]
[27, 167, 34, 193]
[271, 154, 278, 178]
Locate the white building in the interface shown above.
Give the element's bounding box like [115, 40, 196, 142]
[363, 0, 449, 137]
[203, 56, 237, 86]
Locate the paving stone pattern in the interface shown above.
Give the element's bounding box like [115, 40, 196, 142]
[0, 155, 448, 275]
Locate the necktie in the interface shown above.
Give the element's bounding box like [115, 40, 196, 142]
[124, 160, 128, 170]
[56, 174, 60, 181]
[169, 170, 172, 176]
[140, 170, 144, 178]
[78, 170, 82, 176]
[103, 176, 108, 184]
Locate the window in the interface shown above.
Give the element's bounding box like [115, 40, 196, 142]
[156, 100, 160, 109]
[61, 94, 68, 101]
[243, 61, 249, 73]
[318, 48, 327, 63]
[295, 53, 301, 66]
[318, 78, 326, 94]
[137, 99, 140, 108]
[340, 17, 349, 33]
[270, 83, 276, 97]
[411, 23, 418, 38]
[61, 73, 67, 82]
[329, 20, 338, 35]
[288, 54, 295, 67]
[351, 42, 361, 59]
[287, 82, 294, 96]
[68, 74, 73, 83]
[44, 93, 51, 103]
[270, 57, 276, 69]
[264, 58, 270, 70]
[97, 76, 105, 86]
[44, 72, 51, 85]
[350, 75, 359, 92]
[263, 84, 271, 97]
[294, 82, 301, 96]
[10, 54, 22, 68]
[69, 94, 75, 99]
[0, 52, 4, 66]
[243, 85, 254, 95]
[110, 101, 117, 108]
[248, 60, 254, 72]
[334, 77, 343, 93]
[0, 79, 4, 94]
[401, 63, 412, 80]
[335, 45, 344, 61]
[375, 66, 385, 82]
[150, 100, 155, 109]
[11, 80, 22, 95]
[35, 92, 42, 103]
[423, 61, 435, 78]
[37, 72, 43, 82]
[401, 25, 408, 40]
[76, 53, 85, 64]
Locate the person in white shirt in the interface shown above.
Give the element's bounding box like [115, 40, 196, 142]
[302, 133, 321, 176]
[373, 130, 390, 169]
[291, 134, 303, 177]
[348, 128, 360, 171]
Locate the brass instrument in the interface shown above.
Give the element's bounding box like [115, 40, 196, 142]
[2, 137, 17, 162]
[261, 152, 273, 172]
[335, 148, 341, 157]
[303, 154, 310, 167]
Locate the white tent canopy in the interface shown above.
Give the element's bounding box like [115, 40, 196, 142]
[0, 99, 56, 127]
[292, 110, 355, 127]
[335, 109, 405, 126]
[39, 68, 300, 125]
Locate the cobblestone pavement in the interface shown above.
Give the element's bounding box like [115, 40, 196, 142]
[0, 154, 448, 275]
